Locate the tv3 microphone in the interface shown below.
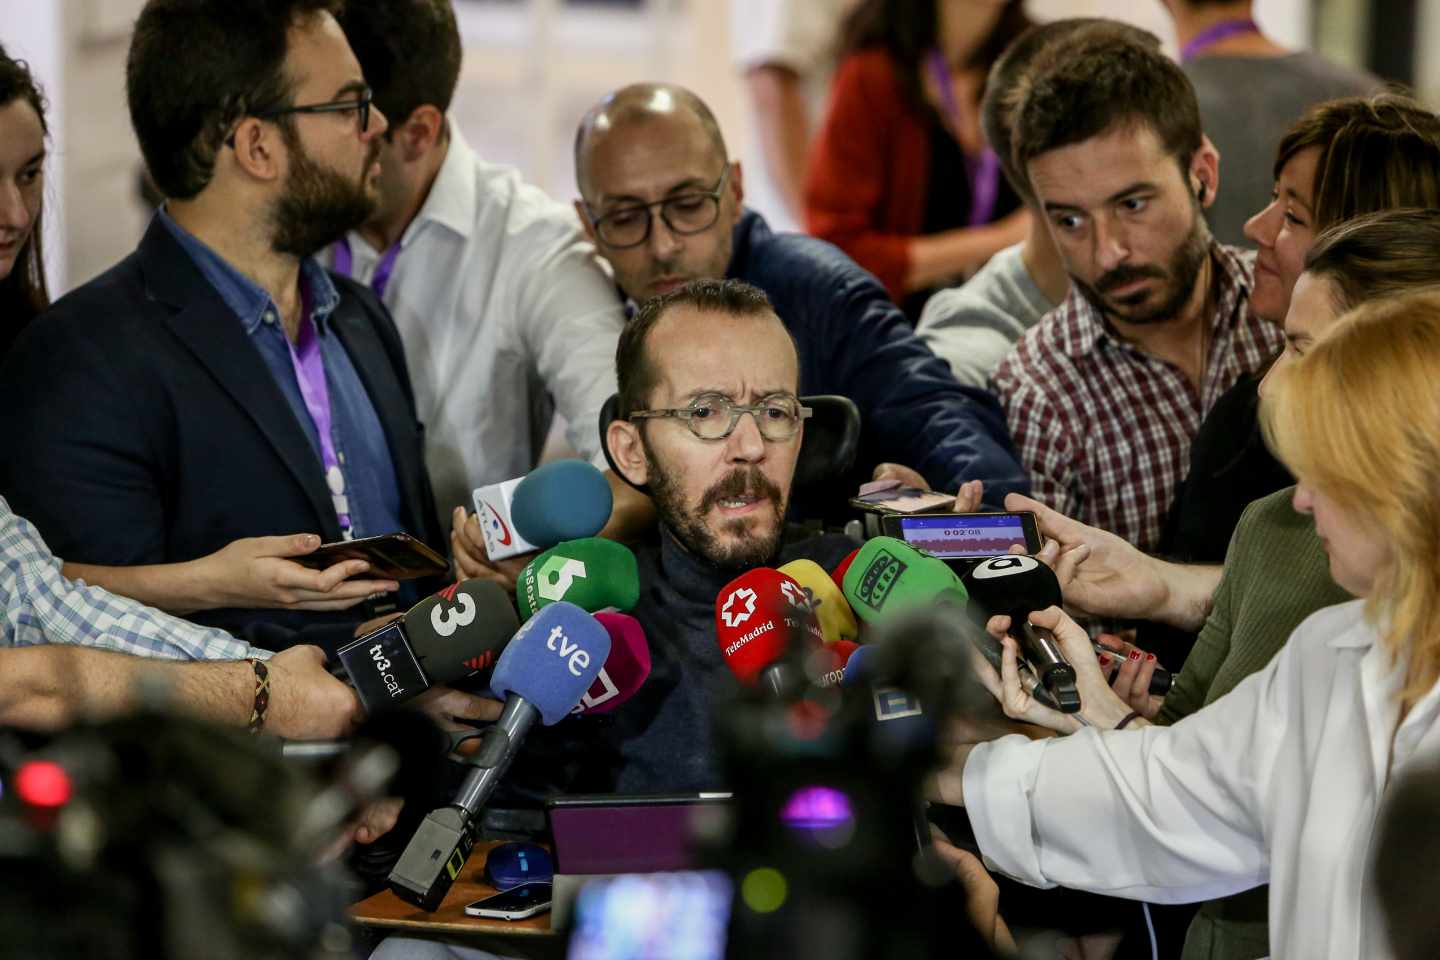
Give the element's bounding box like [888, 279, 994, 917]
[778, 559, 860, 644]
[330, 579, 518, 712]
[715, 567, 823, 697]
[388, 602, 610, 911]
[516, 537, 640, 619]
[962, 556, 1085, 713]
[472, 459, 613, 562]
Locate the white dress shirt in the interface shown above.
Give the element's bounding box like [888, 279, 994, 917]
[326, 126, 625, 520]
[964, 600, 1440, 960]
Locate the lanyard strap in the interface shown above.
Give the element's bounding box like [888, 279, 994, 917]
[925, 48, 1001, 228]
[284, 304, 353, 538]
[1180, 18, 1260, 61]
[332, 236, 403, 300]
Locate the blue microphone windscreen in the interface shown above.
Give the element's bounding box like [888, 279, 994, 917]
[491, 602, 611, 725]
[511, 460, 614, 549]
[841, 644, 879, 687]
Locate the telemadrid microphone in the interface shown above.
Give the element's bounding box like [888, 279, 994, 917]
[572, 612, 651, 715]
[516, 537, 640, 619]
[962, 556, 1083, 713]
[715, 567, 822, 696]
[840, 537, 966, 623]
[778, 559, 860, 644]
[330, 579, 518, 712]
[472, 458, 614, 562]
[388, 602, 610, 910]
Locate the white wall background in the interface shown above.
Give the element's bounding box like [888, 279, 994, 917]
[0, 0, 1413, 295]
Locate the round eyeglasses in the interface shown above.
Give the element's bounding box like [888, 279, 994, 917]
[585, 167, 730, 249]
[628, 392, 812, 442]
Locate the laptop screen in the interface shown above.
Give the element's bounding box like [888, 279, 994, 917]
[547, 794, 732, 875]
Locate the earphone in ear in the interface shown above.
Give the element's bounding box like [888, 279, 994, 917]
[1197, 182, 1208, 203]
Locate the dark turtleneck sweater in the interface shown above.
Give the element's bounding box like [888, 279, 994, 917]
[582, 527, 856, 795]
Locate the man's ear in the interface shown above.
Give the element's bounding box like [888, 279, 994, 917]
[1192, 135, 1220, 210]
[729, 159, 745, 207]
[228, 118, 282, 183]
[606, 420, 650, 489]
[575, 199, 599, 245]
[397, 105, 445, 162]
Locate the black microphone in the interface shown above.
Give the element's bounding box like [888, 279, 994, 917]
[387, 602, 610, 911]
[961, 556, 1082, 713]
[329, 579, 518, 712]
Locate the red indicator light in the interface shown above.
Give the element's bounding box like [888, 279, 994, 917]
[16, 761, 72, 809]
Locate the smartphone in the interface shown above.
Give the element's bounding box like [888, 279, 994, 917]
[848, 485, 957, 515]
[291, 532, 448, 580]
[880, 511, 1041, 559]
[464, 881, 552, 920]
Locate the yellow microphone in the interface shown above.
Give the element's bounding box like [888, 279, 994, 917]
[778, 559, 861, 645]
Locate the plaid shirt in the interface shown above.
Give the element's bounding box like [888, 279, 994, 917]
[993, 245, 1283, 552]
[1, 496, 260, 660]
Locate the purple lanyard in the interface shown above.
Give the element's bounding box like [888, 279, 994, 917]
[283, 294, 353, 539]
[332, 236, 402, 300]
[1181, 18, 1259, 61]
[925, 49, 1000, 228]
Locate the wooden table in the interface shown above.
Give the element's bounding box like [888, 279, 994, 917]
[351, 840, 554, 938]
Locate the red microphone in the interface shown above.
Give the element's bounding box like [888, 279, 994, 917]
[572, 612, 650, 715]
[831, 548, 860, 592]
[715, 568, 822, 694]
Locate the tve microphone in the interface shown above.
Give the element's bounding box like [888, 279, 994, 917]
[962, 556, 1081, 713]
[715, 568, 823, 695]
[330, 579, 518, 712]
[778, 559, 860, 644]
[473, 459, 613, 562]
[515, 537, 640, 619]
[388, 602, 609, 911]
[572, 612, 651, 715]
[841, 537, 965, 623]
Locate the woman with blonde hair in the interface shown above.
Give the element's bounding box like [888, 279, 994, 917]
[941, 285, 1440, 959]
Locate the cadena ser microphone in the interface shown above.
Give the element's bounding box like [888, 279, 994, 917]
[330, 579, 519, 712]
[473, 459, 614, 562]
[840, 537, 967, 624]
[388, 602, 610, 911]
[962, 556, 1082, 713]
[715, 568, 823, 696]
[516, 537, 640, 619]
[572, 612, 651, 715]
[778, 559, 860, 644]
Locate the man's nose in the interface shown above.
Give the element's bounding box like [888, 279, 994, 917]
[1093, 215, 1130, 272]
[648, 212, 683, 261]
[724, 409, 767, 463]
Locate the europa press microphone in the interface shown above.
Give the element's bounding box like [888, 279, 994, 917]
[516, 537, 640, 619]
[388, 602, 611, 910]
[715, 568, 824, 697]
[329, 579, 519, 712]
[473, 459, 614, 562]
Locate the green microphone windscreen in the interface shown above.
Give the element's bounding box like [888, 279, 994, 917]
[841, 536, 967, 623]
[516, 537, 640, 619]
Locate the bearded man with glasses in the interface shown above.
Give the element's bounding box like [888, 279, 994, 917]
[574, 83, 1030, 517]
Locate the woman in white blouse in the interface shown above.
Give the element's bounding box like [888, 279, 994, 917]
[935, 288, 1440, 960]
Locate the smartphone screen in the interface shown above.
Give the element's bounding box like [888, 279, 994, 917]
[464, 882, 552, 918]
[889, 512, 1037, 559]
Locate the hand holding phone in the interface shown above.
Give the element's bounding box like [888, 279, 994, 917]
[464, 881, 552, 920]
[880, 512, 1041, 559]
[292, 532, 448, 580]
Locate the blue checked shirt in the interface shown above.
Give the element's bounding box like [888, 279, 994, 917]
[2, 496, 262, 660]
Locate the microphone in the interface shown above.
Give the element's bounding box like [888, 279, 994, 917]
[830, 547, 860, 592]
[840, 537, 966, 623]
[388, 602, 610, 911]
[330, 579, 518, 712]
[778, 559, 860, 644]
[961, 556, 1082, 713]
[715, 568, 823, 696]
[572, 612, 651, 714]
[515, 537, 640, 619]
[811, 638, 859, 688]
[472, 459, 613, 562]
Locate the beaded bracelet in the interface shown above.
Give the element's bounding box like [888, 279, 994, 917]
[1114, 710, 1143, 731]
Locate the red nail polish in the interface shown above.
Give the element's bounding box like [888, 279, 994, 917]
[1146, 654, 1156, 662]
[1098, 654, 1111, 666]
[1129, 650, 1142, 662]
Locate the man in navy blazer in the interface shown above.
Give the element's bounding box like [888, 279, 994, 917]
[0, 1, 443, 652]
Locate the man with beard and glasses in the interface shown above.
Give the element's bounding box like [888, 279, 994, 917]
[572, 83, 1029, 516]
[991, 31, 1283, 552]
[588, 278, 855, 793]
[0, 0, 451, 653]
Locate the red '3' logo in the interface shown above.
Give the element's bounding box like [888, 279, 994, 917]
[482, 502, 513, 546]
